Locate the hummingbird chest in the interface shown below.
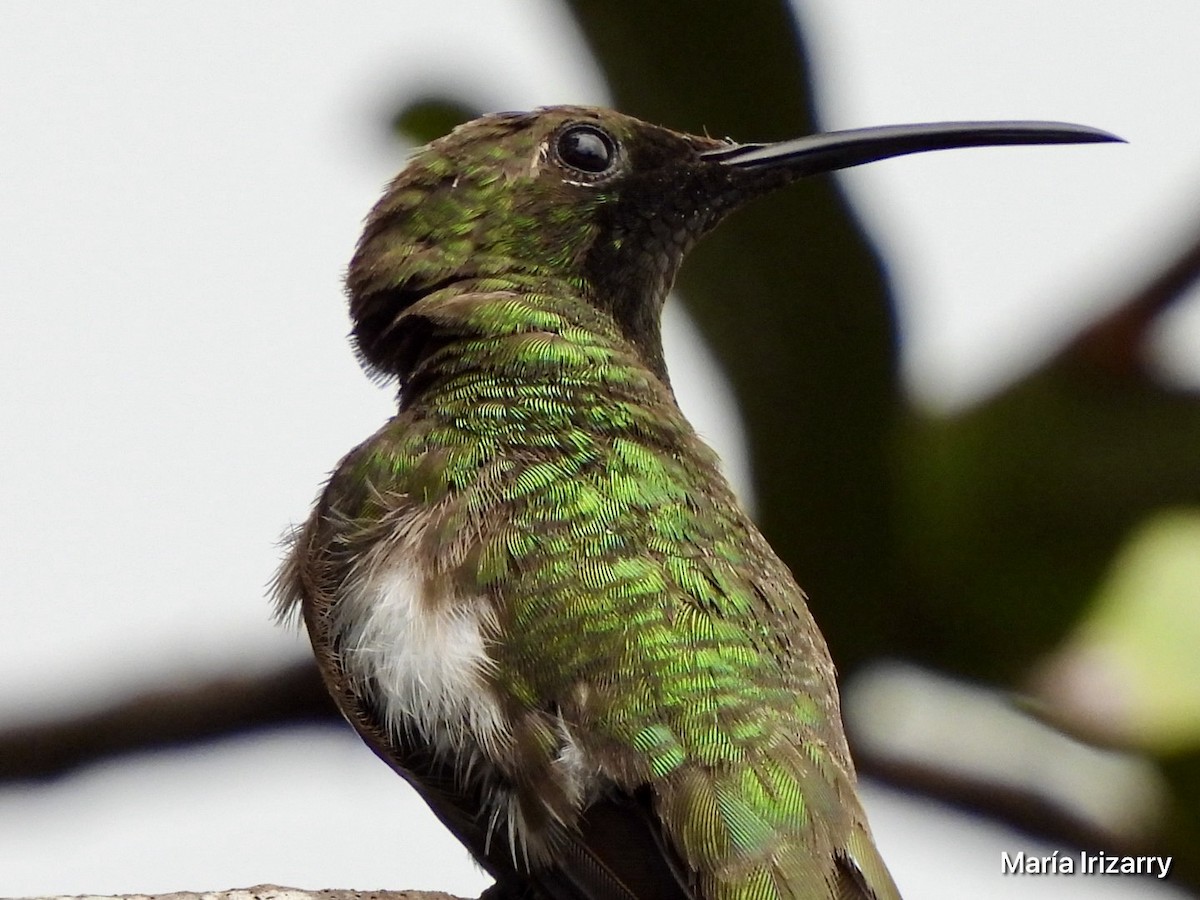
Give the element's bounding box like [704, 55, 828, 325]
[302, 364, 756, 754]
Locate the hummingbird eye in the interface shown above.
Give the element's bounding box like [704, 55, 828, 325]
[555, 124, 618, 176]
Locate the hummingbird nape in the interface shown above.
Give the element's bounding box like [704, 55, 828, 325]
[275, 106, 1120, 900]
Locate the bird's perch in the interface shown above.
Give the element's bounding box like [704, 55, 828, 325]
[13, 887, 461, 900]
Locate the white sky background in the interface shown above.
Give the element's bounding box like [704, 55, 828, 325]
[0, 2, 1196, 898]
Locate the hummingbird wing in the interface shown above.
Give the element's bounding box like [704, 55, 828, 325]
[488, 455, 904, 900]
[530, 791, 693, 900]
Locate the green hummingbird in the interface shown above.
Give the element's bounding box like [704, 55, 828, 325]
[275, 106, 1117, 899]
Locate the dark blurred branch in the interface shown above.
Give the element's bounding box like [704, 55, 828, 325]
[856, 749, 1160, 861]
[0, 661, 338, 781]
[0, 663, 1165, 861]
[1067, 220, 1200, 377]
[861, 746, 1198, 890]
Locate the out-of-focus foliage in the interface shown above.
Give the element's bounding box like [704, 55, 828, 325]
[1036, 510, 1200, 752]
[392, 97, 482, 145]
[897, 360, 1200, 683]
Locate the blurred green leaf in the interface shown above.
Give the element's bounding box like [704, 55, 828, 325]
[1035, 510, 1200, 752]
[896, 362, 1200, 681]
[392, 96, 481, 145]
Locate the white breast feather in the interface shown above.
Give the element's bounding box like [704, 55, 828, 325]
[336, 559, 508, 757]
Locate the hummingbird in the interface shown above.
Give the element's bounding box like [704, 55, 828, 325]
[275, 106, 1118, 899]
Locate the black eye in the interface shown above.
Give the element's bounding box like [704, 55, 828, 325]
[556, 124, 617, 175]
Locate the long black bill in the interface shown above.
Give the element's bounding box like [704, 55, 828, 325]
[702, 121, 1122, 174]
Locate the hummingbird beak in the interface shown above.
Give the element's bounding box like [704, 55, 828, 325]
[701, 121, 1123, 174]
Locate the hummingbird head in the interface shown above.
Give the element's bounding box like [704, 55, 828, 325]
[347, 105, 1118, 380]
